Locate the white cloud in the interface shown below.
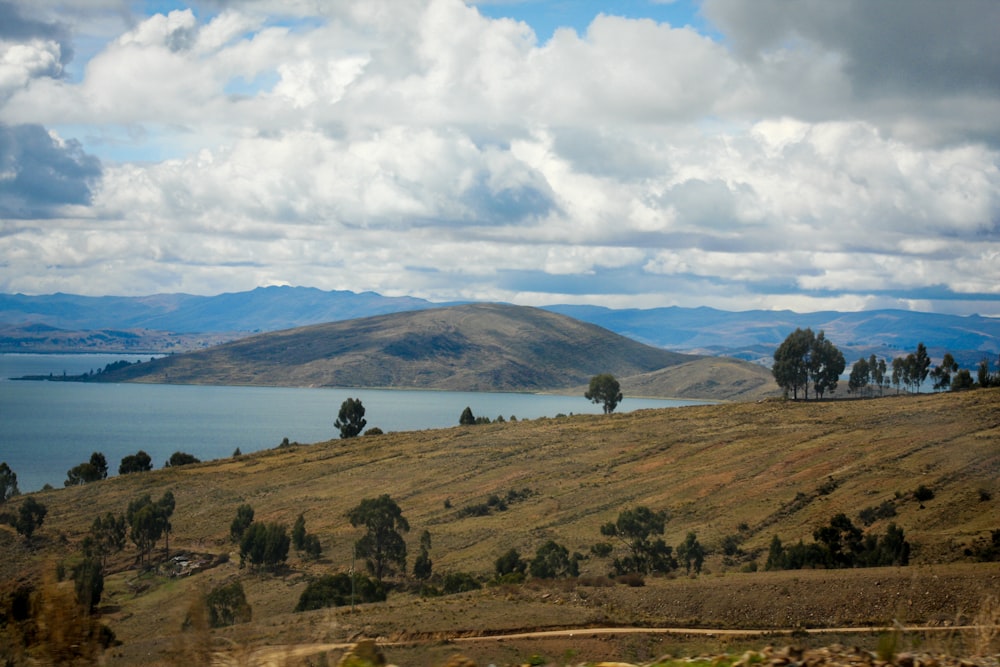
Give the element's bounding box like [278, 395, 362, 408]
[0, 0, 996, 316]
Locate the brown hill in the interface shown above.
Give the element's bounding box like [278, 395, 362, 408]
[103, 303, 748, 396]
[2, 389, 997, 664]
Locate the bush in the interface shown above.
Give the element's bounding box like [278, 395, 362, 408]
[590, 542, 613, 558]
[442, 572, 481, 594]
[239, 522, 289, 571]
[205, 581, 252, 627]
[166, 451, 200, 467]
[230, 504, 254, 543]
[295, 573, 385, 612]
[616, 572, 645, 587]
[364, 427, 384, 436]
[914, 485, 935, 502]
[118, 450, 152, 474]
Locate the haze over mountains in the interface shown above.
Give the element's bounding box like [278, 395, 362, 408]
[2, 287, 998, 369]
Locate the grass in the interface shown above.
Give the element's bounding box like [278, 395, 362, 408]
[2, 389, 999, 664]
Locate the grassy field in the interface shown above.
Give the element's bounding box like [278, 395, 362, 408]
[2, 389, 999, 665]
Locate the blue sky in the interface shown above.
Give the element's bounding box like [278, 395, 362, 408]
[1, 0, 999, 316]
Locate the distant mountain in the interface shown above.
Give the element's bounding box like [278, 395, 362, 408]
[543, 304, 1000, 369]
[95, 303, 776, 400]
[2, 288, 997, 369]
[0, 286, 442, 333]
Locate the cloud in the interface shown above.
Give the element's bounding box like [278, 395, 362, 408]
[0, 0, 997, 317]
[0, 123, 102, 218]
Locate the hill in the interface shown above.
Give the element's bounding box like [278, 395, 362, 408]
[2, 389, 998, 664]
[95, 303, 777, 399]
[2, 288, 998, 372]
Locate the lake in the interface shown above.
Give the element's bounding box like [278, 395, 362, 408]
[0, 354, 705, 492]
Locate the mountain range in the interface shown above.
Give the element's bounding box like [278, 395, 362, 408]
[2, 286, 998, 368]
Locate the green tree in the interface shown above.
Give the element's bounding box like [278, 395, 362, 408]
[335, 397, 367, 439]
[230, 504, 254, 543]
[459, 406, 476, 425]
[72, 557, 104, 613]
[930, 353, 958, 391]
[809, 331, 845, 399]
[205, 581, 252, 627]
[126, 491, 175, 565]
[978, 358, 994, 388]
[83, 512, 127, 569]
[89, 452, 108, 479]
[65, 461, 102, 486]
[772, 328, 814, 399]
[413, 530, 433, 580]
[600, 506, 672, 574]
[529, 540, 578, 579]
[952, 368, 974, 390]
[347, 494, 409, 583]
[292, 513, 307, 551]
[15, 496, 47, 540]
[166, 451, 200, 467]
[495, 547, 527, 578]
[119, 450, 152, 474]
[585, 374, 623, 414]
[813, 513, 863, 568]
[0, 462, 19, 503]
[676, 531, 706, 575]
[913, 343, 931, 392]
[891, 356, 905, 394]
[848, 357, 870, 396]
[239, 522, 290, 571]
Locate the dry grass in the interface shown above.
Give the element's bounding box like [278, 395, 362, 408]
[2, 389, 999, 664]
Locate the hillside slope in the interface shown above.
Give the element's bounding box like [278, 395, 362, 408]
[2, 389, 998, 663]
[102, 303, 702, 393]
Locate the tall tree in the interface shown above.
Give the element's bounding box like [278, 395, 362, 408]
[772, 328, 814, 399]
[848, 357, 870, 396]
[230, 504, 255, 543]
[83, 512, 127, 569]
[15, 496, 47, 540]
[913, 343, 932, 392]
[809, 331, 846, 399]
[676, 531, 706, 575]
[347, 494, 409, 583]
[119, 450, 153, 474]
[335, 397, 367, 439]
[126, 491, 174, 565]
[0, 462, 20, 503]
[930, 353, 958, 391]
[585, 374, 623, 414]
[600, 506, 673, 574]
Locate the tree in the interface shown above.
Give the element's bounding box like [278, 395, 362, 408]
[119, 450, 152, 474]
[166, 451, 200, 467]
[891, 357, 905, 394]
[848, 357, 870, 396]
[65, 462, 102, 486]
[206, 581, 252, 627]
[676, 531, 706, 575]
[600, 506, 673, 574]
[73, 557, 104, 613]
[930, 353, 958, 391]
[347, 494, 409, 583]
[0, 462, 19, 503]
[772, 328, 814, 399]
[813, 513, 863, 568]
[413, 530, 433, 580]
[529, 540, 578, 579]
[585, 374, 623, 414]
[459, 406, 476, 425]
[335, 397, 367, 439]
[809, 331, 845, 399]
[292, 513, 307, 551]
[952, 368, 974, 391]
[913, 343, 931, 392]
[15, 496, 47, 540]
[978, 358, 994, 388]
[230, 504, 255, 543]
[126, 491, 175, 565]
[495, 547, 527, 578]
[89, 452, 108, 479]
[83, 512, 127, 569]
[239, 522, 290, 571]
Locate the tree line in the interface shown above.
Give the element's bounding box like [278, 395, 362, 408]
[773, 327, 1000, 399]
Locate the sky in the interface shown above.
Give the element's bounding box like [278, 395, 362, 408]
[1, 1, 999, 316]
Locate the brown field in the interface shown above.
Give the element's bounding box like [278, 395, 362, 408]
[2, 389, 999, 665]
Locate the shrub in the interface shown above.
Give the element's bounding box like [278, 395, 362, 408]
[118, 450, 152, 474]
[529, 540, 578, 579]
[442, 572, 481, 594]
[295, 573, 385, 612]
[166, 451, 200, 467]
[364, 427, 384, 436]
[616, 572, 645, 587]
[230, 504, 254, 543]
[495, 548, 527, 578]
[239, 522, 289, 571]
[206, 581, 252, 627]
[859, 500, 897, 526]
[590, 542, 613, 558]
[914, 485, 935, 502]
